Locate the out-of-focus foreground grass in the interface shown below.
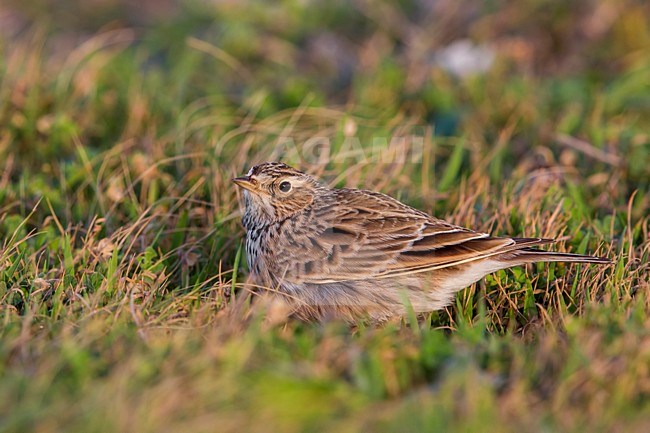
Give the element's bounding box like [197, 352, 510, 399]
[1, 1, 649, 431]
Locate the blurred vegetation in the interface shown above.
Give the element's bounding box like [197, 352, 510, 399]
[0, 0, 649, 432]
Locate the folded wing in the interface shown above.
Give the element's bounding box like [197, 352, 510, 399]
[273, 189, 563, 284]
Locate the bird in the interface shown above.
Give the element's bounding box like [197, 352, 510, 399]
[233, 162, 610, 322]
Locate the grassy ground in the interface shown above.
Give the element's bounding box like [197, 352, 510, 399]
[1, 1, 649, 432]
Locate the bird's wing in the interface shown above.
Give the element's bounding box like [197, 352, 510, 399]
[273, 189, 548, 284]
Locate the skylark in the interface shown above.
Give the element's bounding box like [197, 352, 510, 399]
[233, 162, 610, 321]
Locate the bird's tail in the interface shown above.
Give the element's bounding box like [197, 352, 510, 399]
[507, 248, 611, 264]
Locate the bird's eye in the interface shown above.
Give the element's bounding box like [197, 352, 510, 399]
[278, 181, 292, 193]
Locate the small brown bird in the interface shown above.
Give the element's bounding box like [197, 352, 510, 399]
[233, 162, 609, 321]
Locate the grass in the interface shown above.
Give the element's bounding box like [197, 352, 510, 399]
[1, 0, 649, 431]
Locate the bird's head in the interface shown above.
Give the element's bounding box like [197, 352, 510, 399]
[233, 162, 323, 226]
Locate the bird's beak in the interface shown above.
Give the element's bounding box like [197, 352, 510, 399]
[232, 176, 257, 192]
